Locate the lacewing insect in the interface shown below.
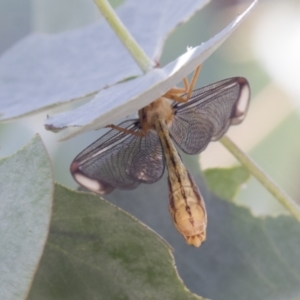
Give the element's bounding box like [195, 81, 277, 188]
[70, 66, 250, 247]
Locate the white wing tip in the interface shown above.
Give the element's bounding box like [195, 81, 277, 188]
[70, 161, 115, 194]
[231, 77, 251, 125]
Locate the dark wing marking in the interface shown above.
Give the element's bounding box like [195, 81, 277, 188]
[71, 120, 164, 194]
[170, 77, 250, 154]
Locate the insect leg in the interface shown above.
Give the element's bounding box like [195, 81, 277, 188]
[162, 93, 187, 103]
[164, 74, 190, 95]
[163, 65, 202, 103]
[105, 124, 145, 137]
[184, 65, 202, 102]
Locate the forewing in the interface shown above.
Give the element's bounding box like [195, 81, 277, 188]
[71, 120, 164, 194]
[170, 77, 250, 154]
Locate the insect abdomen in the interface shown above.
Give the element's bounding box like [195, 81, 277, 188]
[168, 172, 207, 247]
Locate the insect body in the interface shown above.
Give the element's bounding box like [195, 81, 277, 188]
[71, 67, 250, 247]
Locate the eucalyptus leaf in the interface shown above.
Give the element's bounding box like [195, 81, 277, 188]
[0, 0, 208, 121]
[104, 169, 300, 300]
[28, 184, 203, 300]
[46, 0, 257, 140]
[204, 166, 250, 202]
[0, 135, 53, 300]
[25, 167, 300, 300]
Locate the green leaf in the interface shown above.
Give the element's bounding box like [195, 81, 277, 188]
[104, 172, 300, 300]
[26, 173, 300, 300]
[0, 135, 53, 300]
[28, 184, 202, 300]
[204, 166, 250, 202]
[176, 191, 300, 300]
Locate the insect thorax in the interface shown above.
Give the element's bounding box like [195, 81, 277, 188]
[138, 97, 174, 129]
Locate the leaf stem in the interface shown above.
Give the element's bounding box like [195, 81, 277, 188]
[94, 0, 154, 73]
[220, 135, 300, 222]
[96, 0, 299, 222]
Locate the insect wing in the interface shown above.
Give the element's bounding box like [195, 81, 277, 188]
[71, 120, 165, 194]
[170, 77, 250, 154]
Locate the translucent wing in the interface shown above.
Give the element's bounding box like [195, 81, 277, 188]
[71, 120, 164, 194]
[170, 77, 250, 154]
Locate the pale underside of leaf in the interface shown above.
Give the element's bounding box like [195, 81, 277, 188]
[0, 135, 53, 300]
[0, 0, 208, 121]
[45, 0, 257, 140]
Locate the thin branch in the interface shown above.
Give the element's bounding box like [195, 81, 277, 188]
[96, 0, 299, 222]
[94, 0, 154, 73]
[220, 135, 300, 222]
